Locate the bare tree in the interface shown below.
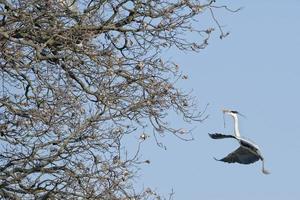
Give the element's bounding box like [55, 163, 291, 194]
[0, 0, 234, 199]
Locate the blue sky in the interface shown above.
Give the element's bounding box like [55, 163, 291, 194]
[132, 1, 300, 199]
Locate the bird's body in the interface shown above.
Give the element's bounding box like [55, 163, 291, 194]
[209, 110, 270, 174]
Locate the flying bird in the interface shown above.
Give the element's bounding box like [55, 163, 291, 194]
[209, 109, 270, 174]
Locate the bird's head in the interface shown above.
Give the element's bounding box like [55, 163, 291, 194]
[222, 109, 246, 118]
[222, 109, 246, 128]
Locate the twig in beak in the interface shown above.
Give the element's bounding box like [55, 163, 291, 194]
[223, 111, 226, 128]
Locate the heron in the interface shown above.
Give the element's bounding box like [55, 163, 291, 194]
[209, 109, 270, 174]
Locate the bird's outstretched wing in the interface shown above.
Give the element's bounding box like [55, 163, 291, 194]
[208, 133, 237, 140]
[214, 146, 260, 164]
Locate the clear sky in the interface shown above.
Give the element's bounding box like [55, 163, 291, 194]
[132, 1, 300, 200]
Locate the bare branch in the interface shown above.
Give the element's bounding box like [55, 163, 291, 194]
[0, 0, 235, 199]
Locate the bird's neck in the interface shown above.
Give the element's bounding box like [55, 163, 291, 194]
[233, 115, 241, 138]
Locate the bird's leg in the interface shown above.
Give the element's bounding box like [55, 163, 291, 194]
[261, 160, 270, 175]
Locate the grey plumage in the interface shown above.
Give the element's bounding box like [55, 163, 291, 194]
[209, 133, 270, 174]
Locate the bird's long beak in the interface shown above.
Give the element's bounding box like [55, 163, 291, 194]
[222, 109, 230, 113]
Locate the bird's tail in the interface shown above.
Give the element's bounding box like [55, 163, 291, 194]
[262, 160, 270, 175]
